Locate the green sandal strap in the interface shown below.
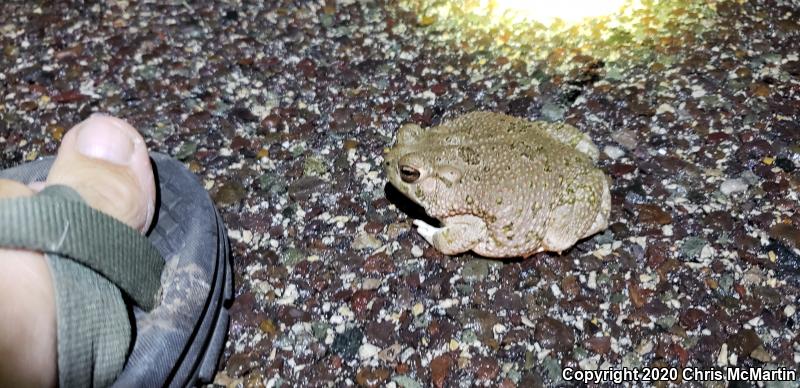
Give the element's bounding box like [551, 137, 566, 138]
[0, 185, 163, 310]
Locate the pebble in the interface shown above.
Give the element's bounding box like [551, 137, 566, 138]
[603, 145, 625, 160]
[352, 232, 382, 250]
[611, 129, 639, 150]
[680, 237, 707, 259]
[212, 181, 247, 207]
[768, 224, 800, 251]
[303, 156, 328, 177]
[750, 346, 772, 362]
[281, 248, 306, 267]
[720, 178, 748, 195]
[462, 259, 497, 282]
[534, 317, 574, 353]
[430, 354, 452, 388]
[774, 157, 795, 172]
[717, 344, 729, 367]
[471, 355, 500, 382]
[287, 176, 326, 202]
[355, 367, 390, 387]
[359, 343, 380, 360]
[350, 290, 376, 317]
[584, 336, 611, 354]
[726, 328, 761, 356]
[392, 375, 423, 388]
[377, 343, 403, 362]
[636, 204, 673, 226]
[363, 254, 396, 274]
[331, 328, 363, 359]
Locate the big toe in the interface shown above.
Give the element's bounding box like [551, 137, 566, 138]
[46, 114, 156, 233]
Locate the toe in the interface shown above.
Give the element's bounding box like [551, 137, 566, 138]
[413, 220, 438, 243]
[46, 114, 156, 233]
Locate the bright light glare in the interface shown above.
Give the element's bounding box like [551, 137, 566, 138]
[485, 0, 629, 24]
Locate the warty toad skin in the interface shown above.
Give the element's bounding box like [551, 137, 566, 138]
[384, 111, 610, 258]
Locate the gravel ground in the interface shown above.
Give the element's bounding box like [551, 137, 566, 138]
[1, 1, 799, 387]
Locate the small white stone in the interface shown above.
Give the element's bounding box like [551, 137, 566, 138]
[359, 343, 380, 360]
[411, 245, 424, 258]
[352, 232, 381, 251]
[784, 304, 796, 317]
[400, 347, 415, 362]
[521, 315, 536, 328]
[603, 145, 625, 160]
[362, 278, 382, 290]
[656, 103, 675, 115]
[378, 343, 403, 362]
[276, 284, 299, 305]
[412, 303, 424, 316]
[338, 305, 354, 319]
[720, 178, 748, 195]
[437, 298, 458, 309]
[717, 343, 729, 367]
[691, 85, 707, 98]
[550, 284, 563, 298]
[587, 271, 597, 290]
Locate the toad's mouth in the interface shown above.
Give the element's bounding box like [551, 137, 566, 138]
[383, 181, 440, 228]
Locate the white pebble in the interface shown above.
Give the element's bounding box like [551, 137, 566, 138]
[717, 343, 729, 366]
[587, 271, 597, 290]
[603, 145, 625, 160]
[276, 284, 299, 305]
[550, 284, 563, 298]
[412, 303, 424, 316]
[359, 343, 380, 360]
[720, 178, 748, 195]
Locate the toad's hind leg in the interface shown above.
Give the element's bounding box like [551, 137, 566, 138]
[538, 122, 599, 162]
[413, 215, 487, 255]
[582, 175, 610, 238]
[542, 175, 605, 253]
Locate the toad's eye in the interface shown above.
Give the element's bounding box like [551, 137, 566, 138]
[399, 165, 421, 183]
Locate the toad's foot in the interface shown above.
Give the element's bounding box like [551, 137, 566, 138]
[413, 215, 486, 256]
[413, 219, 439, 245]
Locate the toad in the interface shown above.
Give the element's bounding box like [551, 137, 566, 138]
[384, 111, 610, 258]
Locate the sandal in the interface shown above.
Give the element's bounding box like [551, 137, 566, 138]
[0, 152, 232, 387]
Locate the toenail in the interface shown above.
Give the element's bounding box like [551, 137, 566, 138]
[76, 115, 136, 165]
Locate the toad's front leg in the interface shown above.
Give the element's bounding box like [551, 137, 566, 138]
[413, 215, 487, 255]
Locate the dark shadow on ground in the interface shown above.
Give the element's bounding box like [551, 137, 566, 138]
[383, 182, 440, 228]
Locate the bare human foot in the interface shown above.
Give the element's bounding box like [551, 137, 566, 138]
[0, 114, 156, 387]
